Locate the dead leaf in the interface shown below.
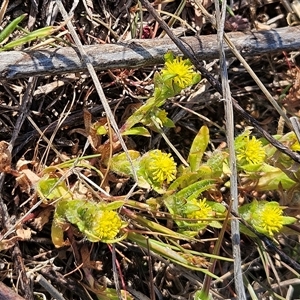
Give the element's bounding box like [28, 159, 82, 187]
[0, 141, 11, 173]
[0, 236, 22, 251]
[15, 168, 41, 194]
[81, 244, 103, 270]
[16, 226, 32, 240]
[30, 207, 53, 231]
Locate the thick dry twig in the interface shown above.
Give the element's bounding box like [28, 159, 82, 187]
[0, 282, 26, 300]
[0, 25, 300, 79]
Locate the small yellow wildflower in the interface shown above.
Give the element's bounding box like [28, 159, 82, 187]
[240, 200, 296, 238]
[148, 150, 177, 184]
[93, 210, 122, 240]
[154, 109, 169, 127]
[257, 203, 284, 236]
[236, 135, 265, 165]
[161, 56, 198, 89]
[289, 133, 300, 151]
[145, 108, 170, 128]
[186, 198, 213, 222]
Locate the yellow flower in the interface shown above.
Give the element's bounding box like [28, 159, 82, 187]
[240, 200, 296, 238]
[289, 133, 300, 151]
[148, 150, 177, 184]
[186, 198, 213, 222]
[257, 203, 284, 236]
[93, 210, 122, 241]
[236, 135, 265, 165]
[161, 56, 198, 89]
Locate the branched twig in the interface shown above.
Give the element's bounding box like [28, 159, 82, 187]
[39, 267, 91, 300]
[0, 282, 27, 300]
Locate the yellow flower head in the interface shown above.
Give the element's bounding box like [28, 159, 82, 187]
[257, 203, 284, 236]
[92, 210, 122, 241]
[161, 54, 199, 89]
[236, 135, 266, 165]
[289, 133, 300, 151]
[186, 198, 213, 222]
[148, 150, 177, 184]
[240, 200, 296, 238]
[62, 199, 125, 243]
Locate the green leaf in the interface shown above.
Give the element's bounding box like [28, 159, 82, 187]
[176, 179, 215, 200]
[164, 51, 175, 62]
[188, 126, 209, 172]
[0, 14, 27, 44]
[105, 200, 125, 210]
[257, 164, 296, 190]
[209, 220, 223, 228]
[206, 151, 227, 178]
[192, 73, 201, 85]
[282, 216, 297, 225]
[0, 26, 54, 51]
[210, 202, 226, 213]
[36, 176, 72, 203]
[122, 126, 150, 137]
[194, 290, 213, 300]
[109, 151, 140, 176]
[96, 125, 107, 135]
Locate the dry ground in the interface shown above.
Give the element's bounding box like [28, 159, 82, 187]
[1, 0, 300, 299]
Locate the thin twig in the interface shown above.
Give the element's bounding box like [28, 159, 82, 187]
[214, 1, 246, 298]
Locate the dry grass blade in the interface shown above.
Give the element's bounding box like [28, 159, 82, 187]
[0, 0, 9, 24]
[214, 0, 246, 298]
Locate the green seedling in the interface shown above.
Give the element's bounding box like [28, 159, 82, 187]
[0, 14, 27, 44]
[0, 26, 56, 51]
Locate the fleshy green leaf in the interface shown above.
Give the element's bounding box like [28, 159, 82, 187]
[109, 151, 140, 176]
[257, 164, 296, 190]
[176, 179, 215, 200]
[122, 126, 150, 137]
[188, 126, 210, 172]
[0, 14, 27, 44]
[36, 176, 72, 203]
